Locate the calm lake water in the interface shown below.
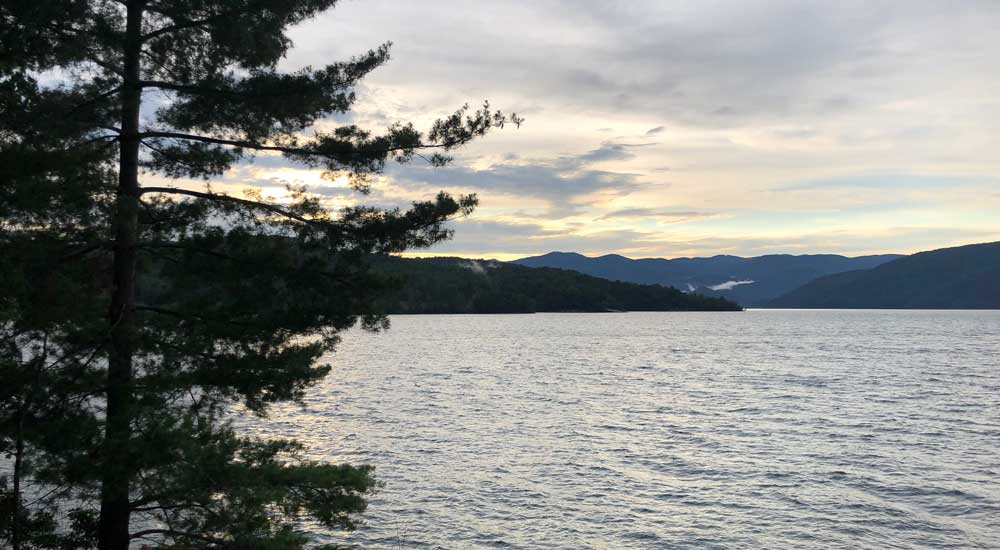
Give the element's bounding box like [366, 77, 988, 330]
[250, 310, 1000, 549]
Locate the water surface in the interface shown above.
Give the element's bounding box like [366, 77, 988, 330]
[252, 310, 1000, 549]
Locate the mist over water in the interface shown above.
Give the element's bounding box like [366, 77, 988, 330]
[249, 310, 1000, 549]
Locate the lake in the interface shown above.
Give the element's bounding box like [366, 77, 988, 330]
[249, 310, 1000, 549]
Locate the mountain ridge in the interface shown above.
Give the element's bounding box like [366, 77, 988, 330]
[766, 241, 1000, 309]
[513, 251, 904, 306]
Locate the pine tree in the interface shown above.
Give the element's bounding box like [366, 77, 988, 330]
[0, 1, 518, 548]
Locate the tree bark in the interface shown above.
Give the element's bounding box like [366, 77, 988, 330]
[98, 2, 144, 548]
[11, 406, 23, 550]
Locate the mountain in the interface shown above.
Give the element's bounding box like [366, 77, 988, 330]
[371, 256, 741, 313]
[512, 251, 903, 307]
[766, 241, 1000, 309]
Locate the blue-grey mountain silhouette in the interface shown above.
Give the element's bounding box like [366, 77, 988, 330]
[767, 241, 1000, 309]
[513, 251, 902, 306]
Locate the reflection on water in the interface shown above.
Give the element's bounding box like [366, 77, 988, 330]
[245, 310, 1000, 549]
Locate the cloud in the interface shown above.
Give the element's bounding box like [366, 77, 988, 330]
[572, 142, 642, 165]
[419, 218, 661, 258]
[597, 208, 717, 222]
[774, 174, 998, 192]
[387, 142, 650, 216]
[296, 1, 995, 128]
[425, 221, 1000, 261]
[237, 1, 1000, 259]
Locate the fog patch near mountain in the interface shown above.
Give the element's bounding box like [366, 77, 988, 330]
[460, 260, 502, 275]
[709, 280, 755, 291]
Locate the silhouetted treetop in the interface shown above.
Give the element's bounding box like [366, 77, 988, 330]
[1, 1, 518, 548]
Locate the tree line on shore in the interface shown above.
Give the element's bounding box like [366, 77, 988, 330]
[372, 256, 741, 313]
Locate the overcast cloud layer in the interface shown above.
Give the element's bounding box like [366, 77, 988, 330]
[201, 0, 1000, 259]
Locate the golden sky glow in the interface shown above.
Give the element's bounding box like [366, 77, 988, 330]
[177, 1, 1000, 260]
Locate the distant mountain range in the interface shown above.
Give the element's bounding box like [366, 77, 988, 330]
[767, 241, 1000, 309]
[371, 256, 741, 313]
[513, 251, 902, 307]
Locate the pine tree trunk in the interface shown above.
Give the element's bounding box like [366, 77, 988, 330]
[11, 407, 23, 550]
[98, 2, 143, 548]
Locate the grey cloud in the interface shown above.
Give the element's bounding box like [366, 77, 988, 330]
[231, 171, 420, 212]
[597, 209, 717, 222]
[445, 219, 563, 239]
[292, 0, 1000, 129]
[774, 174, 996, 192]
[239, 154, 299, 169]
[426, 218, 571, 255]
[653, 227, 1000, 258]
[387, 142, 649, 216]
[570, 142, 643, 166]
[251, 1, 1000, 258]
[393, 164, 639, 218]
[431, 221, 666, 257]
[432, 223, 1000, 260]
[565, 69, 618, 89]
[645, 126, 665, 136]
[230, 141, 654, 218]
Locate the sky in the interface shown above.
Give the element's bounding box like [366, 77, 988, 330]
[201, 0, 1000, 260]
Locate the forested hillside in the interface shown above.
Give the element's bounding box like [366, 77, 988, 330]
[372, 256, 741, 313]
[767, 241, 1000, 309]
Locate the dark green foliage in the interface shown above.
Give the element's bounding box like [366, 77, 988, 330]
[766, 241, 1000, 309]
[372, 257, 742, 313]
[1, 0, 516, 548]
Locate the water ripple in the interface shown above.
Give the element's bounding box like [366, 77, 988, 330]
[247, 310, 1000, 549]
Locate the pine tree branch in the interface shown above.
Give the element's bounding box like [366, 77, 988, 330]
[130, 529, 225, 545]
[140, 8, 243, 42]
[66, 86, 124, 116]
[138, 79, 356, 98]
[60, 241, 112, 262]
[140, 17, 216, 42]
[84, 134, 121, 145]
[138, 186, 325, 225]
[84, 54, 123, 77]
[37, 18, 125, 77]
[139, 49, 188, 83]
[134, 304, 258, 328]
[23, 482, 74, 508]
[139, 131, 307, 154]
[139, 139, 216, 176]
[135, 242, 360, 288]
[131, 500, 214, 513]
[138, 130, 458, 157]
[136, 242, 235, 262]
